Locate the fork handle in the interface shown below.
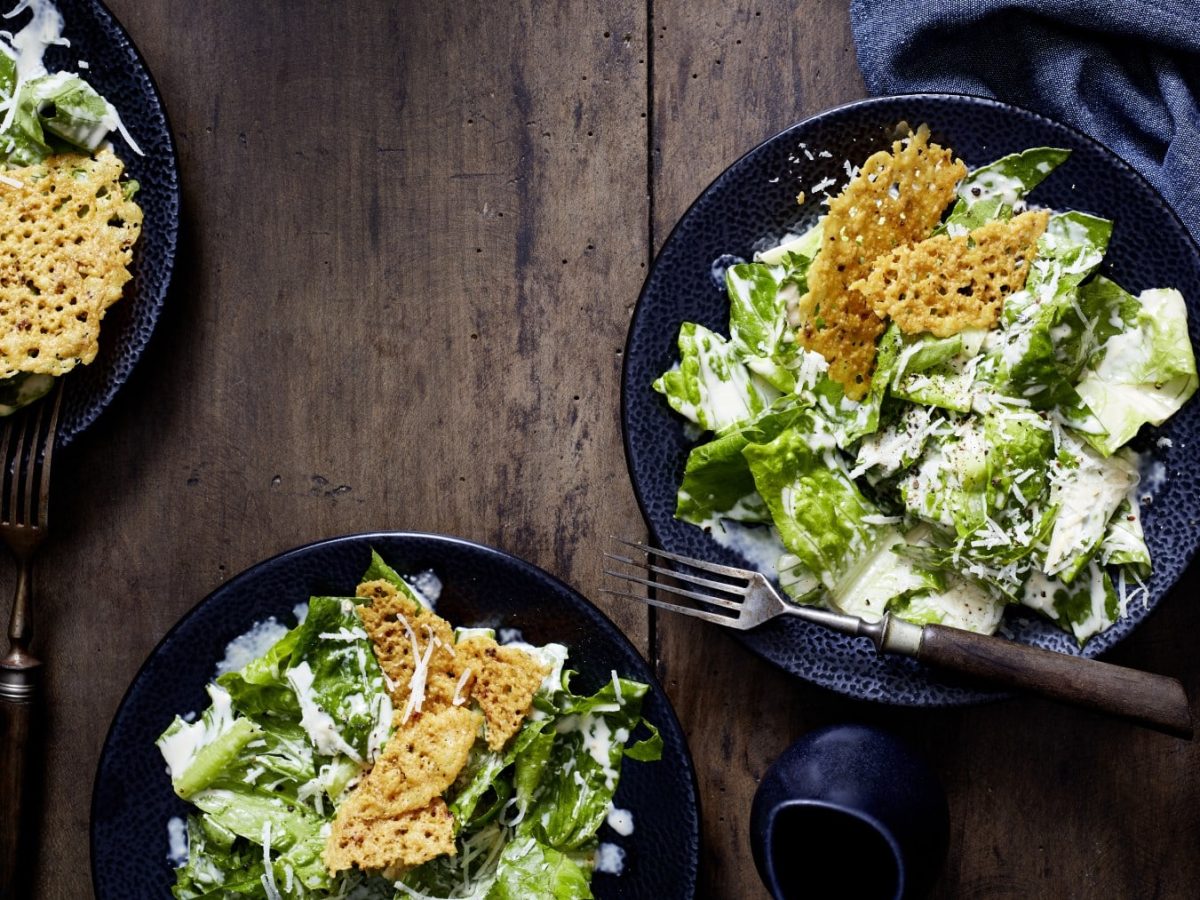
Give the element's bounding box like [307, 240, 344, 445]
[0, 661, 42, 897]
[918, 624, 1192, 738]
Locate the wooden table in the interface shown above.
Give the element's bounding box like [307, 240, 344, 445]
[18, 1, 1199, 897]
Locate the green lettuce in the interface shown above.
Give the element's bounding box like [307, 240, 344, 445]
[944, 147, 1071, 231]
[988, 211, 1113, 408]
[1020, 562, 1120, 644]
[653, 322, 779, 433]
[743, 424, 881, 590]
[1074, 287, 1197, 455]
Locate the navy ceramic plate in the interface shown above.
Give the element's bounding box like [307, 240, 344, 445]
[91, 533, 700, 898]
[622, 94, 1200, 706]
[39, 0, 180, 445]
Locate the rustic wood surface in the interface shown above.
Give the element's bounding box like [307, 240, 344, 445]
[6, 1, 1197, 897]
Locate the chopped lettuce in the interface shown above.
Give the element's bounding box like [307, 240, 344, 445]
[160, 556, 659, 899]
[944, 147, 1071, 231]
[1074, 286, 1197, 454]
[654, 144, 1192, 643]
[743, 423, 881, 591]
[0, 372, 55, 416]
[1020, 563, 1120, 644]
[652, 322, 779, 432]
[0, 12, 138, 166]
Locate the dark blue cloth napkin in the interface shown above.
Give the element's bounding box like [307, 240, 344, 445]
[850, 0, 1200, 245]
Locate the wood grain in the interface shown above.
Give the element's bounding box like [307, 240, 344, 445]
[4, 1, 1198, 898]
[20, 1, 650, 896]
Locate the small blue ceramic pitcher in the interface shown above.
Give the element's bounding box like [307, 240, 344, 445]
[750, 724, 949, 899]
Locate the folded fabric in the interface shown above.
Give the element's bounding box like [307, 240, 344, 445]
[850, 0, 1200, 244]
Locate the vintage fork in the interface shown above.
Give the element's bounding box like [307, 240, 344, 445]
[604, 538, 1192, 738]
[0, 383, 63, 895]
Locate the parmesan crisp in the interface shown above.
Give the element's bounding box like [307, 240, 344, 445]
[856, 210, 1050, 337]
[327, 580, 549, 874]
[0, 150, 141, 379]
[796, 125, 965, 398]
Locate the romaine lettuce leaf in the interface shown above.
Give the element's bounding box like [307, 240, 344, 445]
[187, 789, 330, 891]
[725, 263, 795, 391]
[485, 836, 594, 900]
[988, 212, 1113, 408]
[1043, 433, 1137, 582]
[1020, 562, 1119, 644]
[25, 72, 115, 151]
[1099, 490, 1150, 575]
[285, 595, 392, 765]
[531, 675, 658, 851]
[829, 527, 941, 622]
[0, 372, 55, 417]
[1074, 287, 1197, 455]
[362, 548, 427, 607]
[889, 575, 1006, 634]
[653, 322, 779, 433]
[944, 147, 1070, 231]
[743, 424, 881, 590]
[890, 329, 986, 413]
[170, 814, 267, 899]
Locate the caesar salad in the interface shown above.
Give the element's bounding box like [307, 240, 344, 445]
[654, 125, 1197, 644]
[157, 551, 661, 899]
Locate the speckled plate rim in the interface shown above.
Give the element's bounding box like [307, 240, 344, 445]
[621, 91, 1200, 707]
[60, 0, 181, 446]
[89, 531, 701, 898]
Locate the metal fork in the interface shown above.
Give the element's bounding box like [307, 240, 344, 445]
[0, 383, 64, 895]
[604, 538, 1192, 738]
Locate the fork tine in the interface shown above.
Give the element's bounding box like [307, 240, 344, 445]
[23, 398, 48, 527]
[10, 409, 31, 526]
[603, 552, 749, 598]
[599, 587, 746, 629]
[0, 418, 13, 525]
[36, 383, 64, 529]
[610, 536, 755, 580]
[603, 569, 745, 611]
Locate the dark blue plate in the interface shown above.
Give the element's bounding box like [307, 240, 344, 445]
[39, 0, 180, 445]
[622, 94, 1200, 706]
[91, 533, 700, 899]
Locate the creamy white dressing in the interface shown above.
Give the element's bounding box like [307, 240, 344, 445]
[1044, 434, 1137, 576]
[409, 570, 443, 607]
[166, 816, 188, 866]
[594, 842, 626, 875]
[158, 683, 237, 779]
[1138, 456, 1166, 504]
[697, 518, 786, 576]
[958, 170, 1024, 207]
[1071, 561, 1116, 642]
[286, 661, 362, 762]
[606, 807, 635, 837]
[214, 617, 289, 676]
[554, 713, 626, 790]
[316, 626, 369, 643]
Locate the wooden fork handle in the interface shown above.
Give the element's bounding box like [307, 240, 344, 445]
[0, 661, 42, 897]
[919, 624, 1192, 738]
